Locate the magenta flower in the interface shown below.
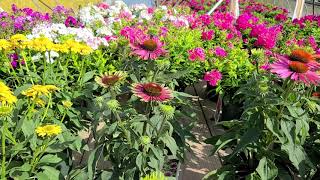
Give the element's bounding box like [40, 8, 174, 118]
[159, 27, 168, 37]
[188, 47, 206, 61]
[309, 36, 318, 50]
[132, 82, 173, 102]
[130, 36, 166, 60]
[212, 12, 234, 30]
[260, 63, 270, 71]
[98, 2, 109, 9]
[236, 12, 259, 31]
[270, 55, 320, 85]
[204, 70, 222, 86]
[65, 16, 79, 27]
[214, 47, 227, 58]
[201, 30, 214, 41]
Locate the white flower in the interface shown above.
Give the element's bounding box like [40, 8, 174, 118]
[139, 10, 152, 21]
[96, 26, 113, 36]
[0, 8, 4, 12]
[31, 53, 42, 62]
[45, 51, 59, 63]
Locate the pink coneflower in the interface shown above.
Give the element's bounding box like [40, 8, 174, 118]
[214, 47, 227, 58]
[204, 70, 222, 86]
[260, 63, 270, 71]
[130, 36, 166, 60]
[188, 47, 205, 61]
[270, 56, 320, 85]
[132, 82, 173, 102]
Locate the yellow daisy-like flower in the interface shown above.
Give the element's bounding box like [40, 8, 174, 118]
[0, 81, 17, 106]
[95, 71, 127, 88]
[0, 105, 13, 117]
[35, 124, 62, 138]
[22, 85, 59, 100]
[0, 39, 11, 51]
[34, 98, 46, 107]
[27, 37, 54, 52]
[62, 100, 73, 109]
[141, 171, 167, 180]
[10, 34, 28, 49]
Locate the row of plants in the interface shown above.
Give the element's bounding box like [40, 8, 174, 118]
[0, 0, 320, 179]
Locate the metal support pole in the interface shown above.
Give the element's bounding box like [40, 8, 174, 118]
[293, 0, 306, 20]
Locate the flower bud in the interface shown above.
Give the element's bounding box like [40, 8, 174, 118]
[140, 136, 151, 145]
[106, 99, 120, 111]
[62, 100, 73, 109]
[159, 104, 175, 119]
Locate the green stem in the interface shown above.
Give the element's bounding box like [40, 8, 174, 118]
[1, 121, 6, 179]
[276, 80, 293, 121]
[30, 139, 49, 173]
[60, 111, 67, 123]
[41, 94, 52, 122]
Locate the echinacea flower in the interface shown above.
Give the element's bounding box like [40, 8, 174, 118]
[270, 55, 320, 85]
[36, 124, 62, 138]
[289, 49, 320, 70]
[0, 81, 17, 106]
[204, 70, 222, 86]
[130, 36, 166, 60]
[159, 104, 175, 119]
[188, 47, 205, 61]
[95, 71, 127, 88]
[132, 82, 173, 102]
[22, 85, 59, 100]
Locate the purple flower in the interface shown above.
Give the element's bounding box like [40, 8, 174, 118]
[214, 47, 227, 58]
[159, 27, 168, 36]
[309, 36, 318, 50]
[65, 16, 78, 27]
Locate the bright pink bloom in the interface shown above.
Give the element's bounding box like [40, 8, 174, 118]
[204, 70, 222, 86]
[260, 63, 270, 71]
[309, 36, 318, 50]
[132, 82, 173, 102]
[130, 36, 166, 60]
[188, 47, 206, 61]
[270, 55, 320, 85]
[214, 47, 227, 58]
[212, 12, 234, 30]
[236, 12, 259, 31]
[201, 30, 214, 41]
[98, 2, 109, 9]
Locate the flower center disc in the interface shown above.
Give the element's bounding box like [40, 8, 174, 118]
[102, 75, 120, 85]
[143, 83, 162, 96]
[142, 39, 157, 51]
[289, 50, 314, 63]
[289, 61, 309, 73]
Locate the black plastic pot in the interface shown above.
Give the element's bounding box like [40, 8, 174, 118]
[221, 102, 243, 121]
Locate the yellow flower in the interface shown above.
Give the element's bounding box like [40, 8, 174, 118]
[22, 85, 59, 100]
[27, 37, 54, 52]
[34, 98, 46, 107]
[0, 39, 11, 51]
[141, 171, 167, 180]
[10, 34, 28, 49]
[0, 81, 17, 106]
[62, 100, 73, 109]
[35, 124, 62, 138]
[0, 105, 13, 117]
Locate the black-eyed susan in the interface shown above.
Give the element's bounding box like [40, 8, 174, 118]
[95, 71, 127, 88]
[22, 85, 59, 100]
[35, 124, 62, 138]
[0, 81, 17, 106]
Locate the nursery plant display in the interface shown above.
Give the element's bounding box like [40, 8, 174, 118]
[0, 0, 320, 180]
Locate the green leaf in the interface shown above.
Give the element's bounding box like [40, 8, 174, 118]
[37, 166, 61, 180]
[161, 134, 178, 157]
[87, 144, 104, 180]
[39, 154, 62, 165]
[205, 132, 236, 155]
[230, 128, 260, 157]
[136, 153, 144, 171]
[256, 157, 278, 180]
[281, 143, 314, 177]
[81, 71, 96, 84]
[98, 171, 113, 180]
